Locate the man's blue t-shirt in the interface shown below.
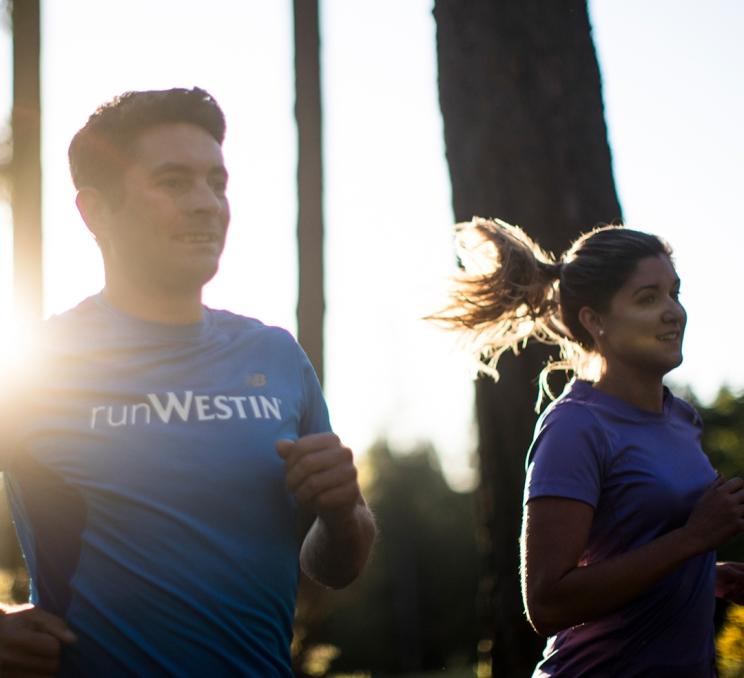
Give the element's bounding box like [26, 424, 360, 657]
[2, 294, 331, 676]
[524, 379, 717, 677]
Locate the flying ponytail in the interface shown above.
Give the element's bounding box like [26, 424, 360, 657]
[432, 217, 671, 408]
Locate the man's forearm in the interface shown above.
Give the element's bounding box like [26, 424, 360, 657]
[300, 501, 376, 588]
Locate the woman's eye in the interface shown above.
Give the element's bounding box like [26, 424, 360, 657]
[640, 294, 656, 305]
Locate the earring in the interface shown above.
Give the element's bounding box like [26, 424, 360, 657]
[598, 329, 605, 337]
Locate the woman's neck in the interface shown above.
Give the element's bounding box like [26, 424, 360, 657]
[594, 368, 665, 413]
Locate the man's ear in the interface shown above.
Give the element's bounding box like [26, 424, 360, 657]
[578, 306, 605, 345]
[75, 187, 112, 244]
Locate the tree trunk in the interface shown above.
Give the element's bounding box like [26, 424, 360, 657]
[291, 4, 328, 672]
[293, 0, 325, 385]
[11, 0, 43, 321]
[434, 1, 622, 674]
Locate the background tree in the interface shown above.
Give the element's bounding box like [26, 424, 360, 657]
[293, 0, 325, 383]
[695, 388, 744, 565]
[290, 5, 330, 672]
[11, 0, 43, 321]
[433, 1, 622, 673]
[0, 1, 10, 202]
[0, 0, 40, 604]
[691, 387, 744, 674]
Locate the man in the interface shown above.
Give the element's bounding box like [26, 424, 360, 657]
[0, 87, 375, 676]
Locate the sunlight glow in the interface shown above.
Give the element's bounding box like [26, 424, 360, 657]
[0, 313, 35, 379]
[0, 0, 740, 489]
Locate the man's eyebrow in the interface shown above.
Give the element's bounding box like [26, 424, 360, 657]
[150, 162, 228, 176]
[150, 162, 191, 175]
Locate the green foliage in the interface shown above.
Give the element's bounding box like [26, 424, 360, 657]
[297, 441, 480, 676]
[693, 387, 744, 562]
[693, 387, 744, 675]
[718, 604, 744, 678]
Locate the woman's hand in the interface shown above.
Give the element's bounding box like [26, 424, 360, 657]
[683, 476, 744, 553]
[716, 562, 744, 604]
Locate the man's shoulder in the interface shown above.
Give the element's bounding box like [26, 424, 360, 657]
[6, 297, 97, 360]
[208, 308, 293, 340]
[42, 295, 103, 334]
[207, 308, 301, 354]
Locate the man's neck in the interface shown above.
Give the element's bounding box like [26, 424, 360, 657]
[102, 283, 204, 325]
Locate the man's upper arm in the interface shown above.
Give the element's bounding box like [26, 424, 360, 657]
[296, 343, 331, 436]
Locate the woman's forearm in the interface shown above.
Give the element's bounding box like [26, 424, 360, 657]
[524, 525, 701, 636]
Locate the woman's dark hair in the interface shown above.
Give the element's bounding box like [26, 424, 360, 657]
[68, 87, 226, 206]
[432, 217, 672, 404]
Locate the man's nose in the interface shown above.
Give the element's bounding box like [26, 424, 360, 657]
[188, 180, 222, 213]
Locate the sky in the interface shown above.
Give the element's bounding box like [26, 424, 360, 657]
[0, 0, 742, 489]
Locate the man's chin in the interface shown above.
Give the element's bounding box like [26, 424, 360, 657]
[167, 260, 221, 292]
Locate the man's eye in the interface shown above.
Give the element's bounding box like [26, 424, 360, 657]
[160, 177, 187, 189]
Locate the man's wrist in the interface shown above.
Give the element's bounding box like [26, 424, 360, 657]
[318, 506, 359, 536]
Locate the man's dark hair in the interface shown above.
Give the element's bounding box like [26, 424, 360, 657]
[68, 87, 226, 204]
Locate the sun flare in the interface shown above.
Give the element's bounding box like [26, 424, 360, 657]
[0, 318, 36, 378]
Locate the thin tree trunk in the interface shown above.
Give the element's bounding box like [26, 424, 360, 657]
[11, 0, 42, 321]
[291, 5, 328, 673]
[293, 0, 324, 384]
[434, 1, 621, 674]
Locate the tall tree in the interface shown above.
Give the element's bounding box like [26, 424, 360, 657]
[11, 0, 43, 321]
[290, 5, 327, 673]
[434, 1, 622, 674]
[293, 0, 325, 384]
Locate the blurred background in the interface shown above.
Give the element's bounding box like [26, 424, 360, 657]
[1, 1, 743, 675]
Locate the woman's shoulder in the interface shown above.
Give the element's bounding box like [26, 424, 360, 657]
[528, 382, 616, 469]
[525, 388, 613, 501]
[666, 389, 704, 430]
[537, 381, 605, 433]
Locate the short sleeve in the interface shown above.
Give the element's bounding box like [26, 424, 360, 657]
[296, 344, 331, 436]
[523, 403, 610, 508]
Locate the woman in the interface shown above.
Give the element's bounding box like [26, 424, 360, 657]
[437, 218, 744, 676]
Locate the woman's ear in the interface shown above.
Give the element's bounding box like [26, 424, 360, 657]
[75, 187, 111, 244]
[578, 306, 605, 345]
